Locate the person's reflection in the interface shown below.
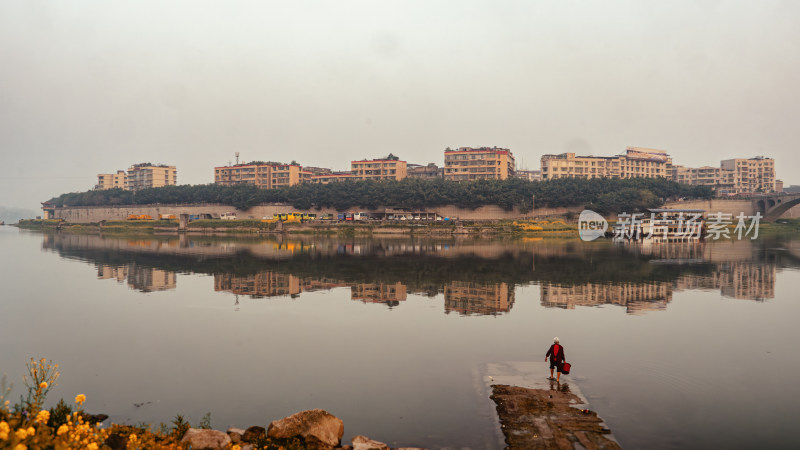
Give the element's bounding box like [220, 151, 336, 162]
[548, 378, 570, 393]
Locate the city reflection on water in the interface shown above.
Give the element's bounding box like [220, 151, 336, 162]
[42, 233, 794, 315]
[3, 228, 799, 449]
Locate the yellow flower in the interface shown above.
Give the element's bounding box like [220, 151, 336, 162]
[75, 394, 86, 405]
[0, 421, 9, 432]
[26, 427, 35, 436]
[14, 444, 26, 450]
[15, 428, 27, 439]
[0, 431, 7, 441]
[128, 433, 138, 441]
[57, 424, 68, 436]
[232, 445, 241, 450]
[36, 410, 50, 424]
[39, 381, 48, 390]
[86, 443, 99, 450]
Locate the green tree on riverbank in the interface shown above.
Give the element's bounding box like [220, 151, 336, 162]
[47, 178, 712, 212]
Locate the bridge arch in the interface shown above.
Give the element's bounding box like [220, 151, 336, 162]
[757, 199, 766, 215]
[764, 196, 800, 221]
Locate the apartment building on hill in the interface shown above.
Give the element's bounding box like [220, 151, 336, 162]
[443, 147, 515, 181]
[96, 163, 177, 191]
[350, 154, 407, 181]
[540, 147, 672, 180]
[214, 162, 310, 188]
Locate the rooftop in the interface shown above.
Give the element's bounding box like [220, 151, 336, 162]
[446, 146, 511, 153]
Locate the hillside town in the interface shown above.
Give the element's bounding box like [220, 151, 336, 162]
[95, 146, 785, 196]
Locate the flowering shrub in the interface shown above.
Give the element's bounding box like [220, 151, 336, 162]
[0, 358, 197, 449]
[511, 221, 544, 232]
[0, 358, 109, 449]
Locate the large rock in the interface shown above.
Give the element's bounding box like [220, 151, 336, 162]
[267, 409, 344, 448]
[227, 427, 245, 444]
[242, 425, 266, 443]
[352, 435, 389, 450]
[180, 428, 232, 449]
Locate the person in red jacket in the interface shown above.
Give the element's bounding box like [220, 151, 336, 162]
[545, 337, 566, 382]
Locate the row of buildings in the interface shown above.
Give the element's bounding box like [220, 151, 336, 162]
[96, 163, 177, 192]
[211, 147, 521, 187]
[540, 147, 779, 194]
[95, 146, 780, 195]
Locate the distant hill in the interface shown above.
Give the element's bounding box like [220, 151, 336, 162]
[0, 206, 38, 224]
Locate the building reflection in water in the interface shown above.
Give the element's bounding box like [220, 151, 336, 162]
[675, 262, 776, 301]
[214, 273, 515, 315]
[443, 281, 514, 316]
[44, 233, 789, 315]
[351, 282, 407, 307]
[539, 261, 776, 314]
[97, 264, 176, 293]
[540, 282, 671, 315]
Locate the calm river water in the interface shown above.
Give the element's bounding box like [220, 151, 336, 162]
[1, 226, 799, 449]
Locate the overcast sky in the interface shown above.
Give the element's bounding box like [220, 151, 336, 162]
[1, 0, 798, 211]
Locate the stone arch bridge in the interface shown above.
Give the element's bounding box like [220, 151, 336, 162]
[755, 193, 800, 221]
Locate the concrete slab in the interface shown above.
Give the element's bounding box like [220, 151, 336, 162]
[477, 361, 620, 449]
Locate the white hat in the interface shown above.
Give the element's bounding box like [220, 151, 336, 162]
[554, 337, 560, 343]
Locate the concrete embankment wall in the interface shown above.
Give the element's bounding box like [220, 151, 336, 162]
[661, 199, 755, 216]
[50, 203, 564, 223]
[52, 200, 799, 223]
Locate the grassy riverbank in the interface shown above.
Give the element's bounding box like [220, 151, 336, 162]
[759, 218, 800, 234]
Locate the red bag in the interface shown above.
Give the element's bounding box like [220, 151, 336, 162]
[561, 362, 571, 374]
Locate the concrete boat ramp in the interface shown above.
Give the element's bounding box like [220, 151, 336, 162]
[478, 361, 621, 450]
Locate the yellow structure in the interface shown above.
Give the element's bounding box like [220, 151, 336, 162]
[126, 163, 177, 191]
[540, 147, 672, 180]
[214, 162, 307, 188]
[350, 155, 407, 181]
[443, 147, 515, 181]
[95, 170, 127, 190]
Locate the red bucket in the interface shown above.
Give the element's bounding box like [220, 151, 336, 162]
[561, 362, 571, 374]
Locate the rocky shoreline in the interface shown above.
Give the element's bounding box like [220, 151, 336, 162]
[110, 408, 425, 450]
